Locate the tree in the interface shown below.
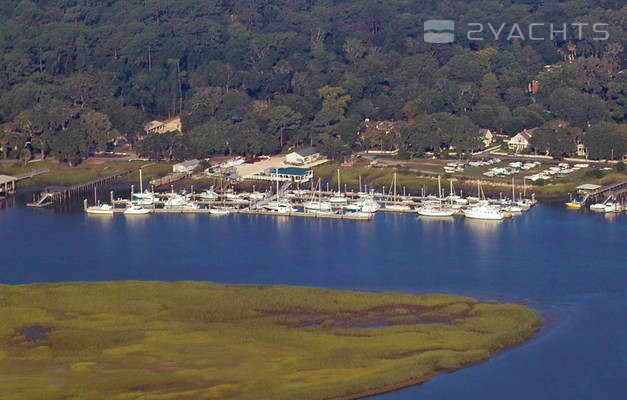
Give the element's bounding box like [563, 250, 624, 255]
[547, 88, 609, 128]
[266, 106, 301, 147]
[585, 122, 626, 160]
[529, 121, 581, 157]
[19, 147, 32, 165]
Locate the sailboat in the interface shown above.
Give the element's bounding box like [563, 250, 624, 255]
[328, 169, 347, 204]
[385, 172, 412, 212]
[502, 177, 523, 214]
[417, 176, 455, 216]
[263, 173, 294, 213]
[304, 178, 332, 212]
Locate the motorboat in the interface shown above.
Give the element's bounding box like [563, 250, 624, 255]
[589, 203, 606, 212]
[463, 203, 504, 220]
[565, 200, 582, 209]
[209, 208, 230, 216]
[85, 203, 114, 215]
[328, 195, 348, 204]
[197, 189, 219, 200]
[605, 201, 623, 213]
[304, 201, 332, 212]
[124, 204, 150, 215]
[417, 205, 456, 217]
[263, 201, 294, 213]
[385, 203, 412, 212]
[132, 190, 156, 205]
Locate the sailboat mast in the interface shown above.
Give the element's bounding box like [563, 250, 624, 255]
[337, 169, 341, 194]
[512, 177, 515, 202]
[438, 175, 442, 199]
[139, 169, 143, 193]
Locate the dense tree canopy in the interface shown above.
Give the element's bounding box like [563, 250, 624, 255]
[0, 0, 625, 162]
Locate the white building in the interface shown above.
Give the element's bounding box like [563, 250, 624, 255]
[173, 159, 200, 173]
[480, 128, 494, 147]
[507, 128, 537, 152]
[144, 116, 182, 135]
[285, 148, 320, 165]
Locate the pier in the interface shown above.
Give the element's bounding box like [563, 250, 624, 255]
[578, 179, 627, 205]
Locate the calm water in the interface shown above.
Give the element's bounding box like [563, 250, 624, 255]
[0, 201, 625, 399]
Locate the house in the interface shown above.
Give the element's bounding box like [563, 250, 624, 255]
[264, 167, 313, 183]
[357, 118, 398, 151]
[285, 147, 320, 165]
[144, 116, 182, 135]
[173, 159, 200, 173]
[507, 128, 537, 152]
[480, 129, 494, 147]
[576, 142, 587, 157]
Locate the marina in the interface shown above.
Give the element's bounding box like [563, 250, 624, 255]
[0, 199, 624, 400]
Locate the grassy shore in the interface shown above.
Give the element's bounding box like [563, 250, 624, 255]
[314, 162, 627, 198]
[0, 281, 541, 400]
[0, 159, 172, 188]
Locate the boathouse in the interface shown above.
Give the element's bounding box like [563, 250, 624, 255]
[253, 167, 313, 183]
[0, 174, 16, 196]
[173, 159, 200, 173]
[285, 148, 319, 165]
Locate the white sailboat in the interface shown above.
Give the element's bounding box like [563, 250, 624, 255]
[264, 174, 294, 213]
[328, 169, 347, 205]
[417, 176, 455, 217]
[385, 172, 412, 212]
[304, 178, 332, 212]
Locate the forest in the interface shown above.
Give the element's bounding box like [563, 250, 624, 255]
[0, 0, 625, 165]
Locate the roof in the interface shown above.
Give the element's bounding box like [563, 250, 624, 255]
[0, 174, 16, 185]
[144, 120, 163, 130]
[269, 167, 311, 176]
[174, 159, 200, 168]
[576, 184, 601, 191]
[518, 128, 538, 141]
[293, 147, 318, 157]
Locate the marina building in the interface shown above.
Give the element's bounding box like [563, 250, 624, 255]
[285, 148, 320, 165]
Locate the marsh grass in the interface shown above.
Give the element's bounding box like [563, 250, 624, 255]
[0, 282, 541, 399]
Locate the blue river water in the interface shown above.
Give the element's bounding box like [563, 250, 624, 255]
[0, 201, 625, 399]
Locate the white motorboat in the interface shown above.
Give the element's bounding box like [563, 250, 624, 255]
[345, 211, 373, 219]
[328, 195, 347, 204]
[385, 203, 412, 212]
[132, 190, 156, 205]
[246, 192, 266, 200]
[197, 189, 219, 200]
[605, 201, 623, 213]
[464, 203, 504, 220]
[305, 201, 332, 211]
[124, 204, 150, 215]
[264, 201, 294, 213]
[360, 199, 380, 213]
[85, 203, 114, 215]
[209, 208, 230, 216]
[417, 205, 455, 217]
[590, 203, 606, 212]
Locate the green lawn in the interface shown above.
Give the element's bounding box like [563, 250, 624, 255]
[315, 162, 627, 198]
[0, 281, 541, 400]
[0, 160, 172, 187]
